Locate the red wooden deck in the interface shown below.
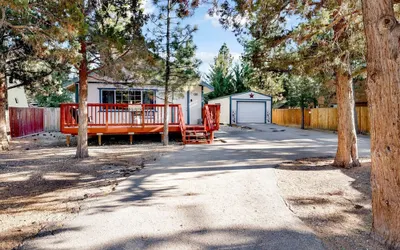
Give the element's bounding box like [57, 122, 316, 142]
[60, 103, 220, 144]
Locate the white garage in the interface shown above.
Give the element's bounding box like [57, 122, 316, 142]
[208, 91, 272, 125]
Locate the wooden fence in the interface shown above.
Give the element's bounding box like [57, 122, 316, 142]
[6, 107, 61, 138]
[9, 107, 44, 138]
[272, 109, 311, 128]
[272, 107, 370, 133]
[43, 107, 60, 132]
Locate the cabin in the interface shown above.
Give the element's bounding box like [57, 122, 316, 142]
[61, 75, 220, 145]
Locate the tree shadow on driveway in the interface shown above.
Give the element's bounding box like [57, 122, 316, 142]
[97, 228, 324, 250]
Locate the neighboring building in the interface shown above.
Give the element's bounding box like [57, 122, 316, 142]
[7, 79, 29, 108]
[65, 75, 214, 125]
[208, 91, 273, 125]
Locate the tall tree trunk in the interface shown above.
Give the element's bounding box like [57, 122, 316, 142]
[362, 1, 400, 248]
[300, 105, 305, 130]
[76, 40, 89, 158]
[333, 59, 360, 168]
[332, 5, 360, 168]
[162, 0, 171, 146]
[0, 75, 9, 151]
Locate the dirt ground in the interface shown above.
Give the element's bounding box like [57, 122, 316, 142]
[0, 133, 181, 250]
[275, 158, 387, 250]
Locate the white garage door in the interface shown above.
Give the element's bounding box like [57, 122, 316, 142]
[237, 101, 265, 123]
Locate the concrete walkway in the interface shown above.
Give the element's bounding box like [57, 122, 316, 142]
[22, 124, 370, 250]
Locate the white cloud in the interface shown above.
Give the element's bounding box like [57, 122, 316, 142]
[142, 0, 155, 15]
[197, 51, 216, 65]
[197, 51, 215, 77]
[204, 13, 221, 28]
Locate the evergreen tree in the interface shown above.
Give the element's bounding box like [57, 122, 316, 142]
[72, 0, 147, 158]
[148, 0, 201, 146]
[213, 43, 233, 76]
[34, 72, 73, 107]
[0, 1, 82, 150]
[205, 43, 234, 99]
[35, 90, 73, 107]
[205, 66, 233, 100]
[285, 75, 320, 129]
[231, 63, 251, 93]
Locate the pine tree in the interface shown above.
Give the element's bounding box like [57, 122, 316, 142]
[34, 72, 73, 107]
[213, 43, 233, 76]
[206, 66, 233, 100]
[205, 43, 234, 99]
[231, 63, 251, 93]
[0, 1, 82, 150]
[285, 75, 320, 129]
[148, 0, 201, 146]
[72, 0, 147, 158]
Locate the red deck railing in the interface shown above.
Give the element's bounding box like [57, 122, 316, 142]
[178, 105, 187, 143]
[60, 103, 220, 136]
[204, 104, 220, 131]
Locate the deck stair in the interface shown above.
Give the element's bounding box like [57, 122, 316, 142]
[177, 104, 220, 145]
[184, 125, 212, 144]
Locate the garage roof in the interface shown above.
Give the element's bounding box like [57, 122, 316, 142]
[208, 91, 272, 101]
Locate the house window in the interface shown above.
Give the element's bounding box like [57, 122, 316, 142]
[102, 90, 115, 104]
[116, 90, 141, 104]
[143, 90, 155, 104]
[101, 89, 156, 104]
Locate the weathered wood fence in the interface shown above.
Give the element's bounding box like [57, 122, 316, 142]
[7, 107, 61, 138]
[9, 107, 44, 138]
[272, 107, 370, 133]
[43, 107, 60, 132]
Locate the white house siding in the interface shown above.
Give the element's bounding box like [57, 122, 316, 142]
[86, 82, 204, 125]
[209, 97, 230, 124]
[7, 86, 28, 108]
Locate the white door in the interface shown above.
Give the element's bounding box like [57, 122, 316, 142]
[237, 101, 265, 123]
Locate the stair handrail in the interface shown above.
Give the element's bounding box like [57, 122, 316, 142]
[203, 105, 214, 132]
[177, 105, 187, 143]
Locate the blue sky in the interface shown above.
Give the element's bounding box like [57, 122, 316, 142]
[188, 6, 244, 76]
[143, 1, 302, 78]
[144, 1, 243, 77]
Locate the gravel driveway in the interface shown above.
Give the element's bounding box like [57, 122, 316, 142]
[21, 124, 371, 250]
